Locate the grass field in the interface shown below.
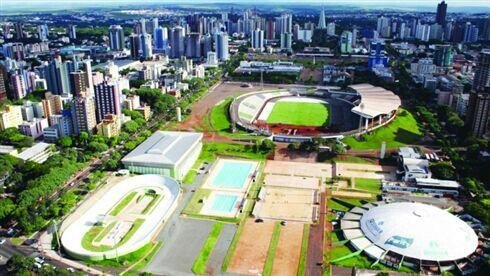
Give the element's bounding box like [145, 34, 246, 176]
[266, 101, 329, 127]
[210, 98, 232, 131]
[192, 222, 225, 274]
[141, 194, 161, 215]
[81, 219, 145, 252]
[86, 242, 156, 268]
[297, 224, 310, 276]
[342, 109, 422, 150]
[182, 189, 211, 216]
[354, 178, 382, 195]
[109, 192, 137, 216]
[263, 222, 282, 276]
[122, 241, 163, 274]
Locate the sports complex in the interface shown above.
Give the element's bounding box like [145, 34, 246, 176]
[60, 175, 179, 260]
[230, 83, 401, 139]
[200, 158, 260, 218]
[337, 202, 480, 272]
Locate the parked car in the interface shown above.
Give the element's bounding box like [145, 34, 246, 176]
[34, 257, 45, 264]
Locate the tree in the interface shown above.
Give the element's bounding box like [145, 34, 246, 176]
[123, 121, 139, 134]
[259, 139, 276, 153]
[7, 255, 35, 273]
[0, 198, 15, 221]
[58, 136, 73, 148]
[88, 141, 108, 153]
[430, 162, 456, 180]
[124, 141, 137, 151]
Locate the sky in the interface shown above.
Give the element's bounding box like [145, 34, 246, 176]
[1, 0, 489, 6]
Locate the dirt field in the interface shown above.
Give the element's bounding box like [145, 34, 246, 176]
[256, 186, 315, 222]
[274, 144, 318, 163]
[335, 163, 396, 180]
[264, 160, 333, 180]
[228, 219, 275, 275]
[264, 174, 320, 190]
[272, 223, 305, 276]
[174, 82, 283, 132]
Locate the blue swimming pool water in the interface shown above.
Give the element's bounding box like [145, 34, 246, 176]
[211, 161, 253, 189]
[210, 194, 238, 213]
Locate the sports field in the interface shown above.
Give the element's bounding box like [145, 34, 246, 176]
[266, 102, 329, 127]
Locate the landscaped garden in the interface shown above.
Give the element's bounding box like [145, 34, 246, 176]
[342, 109, 422, 150]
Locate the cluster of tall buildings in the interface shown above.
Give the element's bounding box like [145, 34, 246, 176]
[110, 17, 229, 62]
[374, 1, 485, 43]
[0, 57, 132, 141]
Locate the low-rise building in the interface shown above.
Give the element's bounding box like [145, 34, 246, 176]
[96, 114, 121, 138]
[19, 118, 49, 139]
[397, 147, 431, 181]
[134, 105, 151, 121]
[43, 125, 59, 143]
[382, 178, 460, 197]
[235, 61, 303, 74]
[0, 105, 23, 130]
[121, 131, 203, 180]
[17, 142, 54, 163]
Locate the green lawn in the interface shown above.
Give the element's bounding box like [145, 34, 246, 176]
[330, 244, 416, 273]
[327, 197, 370, 212]
[200, 142, 269, 161]
[332, 156, 376, 164]
[354, 178, 382, 195]
[141, 194, 162, 215]
[182, 189, 211, 216]
[263, 222, 282, 276]
[81, 219, 145, 252]
[210, 98, 232, 131]
[94, 221, 116, 243]
[109, 192, 137, 216]
[192, 222, 225, 274]
[85, 242, 155, 268]
[122, 241, 163, 274]
[266, 101, 329, 127]
[342, 109, 422, 150]
[297, 224, 310, 276]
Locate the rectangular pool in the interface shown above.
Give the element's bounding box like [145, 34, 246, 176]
[210, 194, 238, 213]
[210, 160, 254, 190]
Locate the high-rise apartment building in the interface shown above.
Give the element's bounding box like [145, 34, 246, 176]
[436, 1, 448, 26]
[94, 81, 121, 123]
[252, 29, 264, 52]
[215, 32, 229, 61]
[170, 26, 185, 58]
[466, 49, 490, 138]
[109, 25, 125, 51]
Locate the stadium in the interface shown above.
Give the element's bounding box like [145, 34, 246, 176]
[60, 174, 179, 260]
[338, 201, 481, 273]
[230, 83, 401, 140]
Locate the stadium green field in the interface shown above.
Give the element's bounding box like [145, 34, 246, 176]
[266, 101, 329, 126]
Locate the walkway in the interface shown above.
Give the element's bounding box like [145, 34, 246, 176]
[306, 192, 326, 276]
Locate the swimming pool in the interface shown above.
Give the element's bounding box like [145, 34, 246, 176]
[210, 161, 254, 190]
[210, 194, 238, 213]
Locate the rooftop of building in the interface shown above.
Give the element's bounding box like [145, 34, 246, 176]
[121, 131, 203, 167]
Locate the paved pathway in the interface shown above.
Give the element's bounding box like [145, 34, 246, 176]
[146, 217, 214, 275]
[306, 192, 326, 276]
[206, 223, 237, 275]
[145, 162, 215, 275]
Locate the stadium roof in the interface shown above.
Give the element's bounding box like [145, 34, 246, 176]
[359, 202, 478, 262]
[349, 84, 401, 118]
[122, 131, 203, 167]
